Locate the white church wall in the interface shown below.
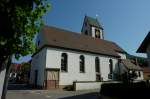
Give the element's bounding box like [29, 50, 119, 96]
[91, 27, 95, 38]
[146, 43, 150, 67]
[46, 47, 119, 85]
[117, 52, 126, 59]
[100, 29, 103, 39]
[30, 48, 46, 86]
[75, 82, 102, 91]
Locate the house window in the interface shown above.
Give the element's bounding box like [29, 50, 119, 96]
[95, 29, 100, 38]
[80, 55, 85, 73]
[95, 57, 100, 73]
[138, 71, 141, 77]
[109, 59, 113, 74]
[61, 53, 68, 72]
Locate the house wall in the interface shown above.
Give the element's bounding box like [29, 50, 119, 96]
[0, 69, 6, 98]
[46, 47, 119, 86]
[135, 71, 144, 80]
[91, 27, 103, 39]
[146, 43, 150, 67]
[30, 48, 47, 87]
[119, 63, 143, 80]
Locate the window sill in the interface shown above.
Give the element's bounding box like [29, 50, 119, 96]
[80, 71, 85, 73]
[61, 70, 68, 73]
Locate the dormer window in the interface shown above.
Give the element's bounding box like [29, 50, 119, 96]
[95, 29, 100, 38]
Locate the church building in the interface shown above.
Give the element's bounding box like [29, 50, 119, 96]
[29, 16, 143, 90]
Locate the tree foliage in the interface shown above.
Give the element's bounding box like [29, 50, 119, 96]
[0, 0, 50, 69]
[21, 62, 31, 74]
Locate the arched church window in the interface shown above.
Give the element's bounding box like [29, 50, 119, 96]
[80, 55, 85, 73]
[95, 57, 100, 73]
[61, 53, 68, 72]
[109, 59, 113, 74]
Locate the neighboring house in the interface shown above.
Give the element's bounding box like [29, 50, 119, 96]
[9, 62, 31, 84]
[137, 32, 150, 67]
[30, 16, 143, 89]
[142, 67, 150, 80]
[126, 54, 148, 67]
[137, 32, 150, 80]
[9, 63, 21, 83]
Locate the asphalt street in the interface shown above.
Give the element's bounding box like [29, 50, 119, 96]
[6, 89, 100, 99]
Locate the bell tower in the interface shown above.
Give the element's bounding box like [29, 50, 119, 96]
[81, 16, 104, 39]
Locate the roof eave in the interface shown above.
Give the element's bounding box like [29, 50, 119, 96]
[32, 45, 120, 58]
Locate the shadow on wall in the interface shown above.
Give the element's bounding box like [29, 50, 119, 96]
[7, 84, 31, 90]
[59, 92, 99, 99]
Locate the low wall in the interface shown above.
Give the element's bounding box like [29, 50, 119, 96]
[74, 81, 102, 91]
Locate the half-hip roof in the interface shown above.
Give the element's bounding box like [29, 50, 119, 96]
[121, 59, 141, 70]
[36, 26, 126, 58]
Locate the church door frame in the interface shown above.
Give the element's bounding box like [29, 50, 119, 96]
[45, 68, 60, 89]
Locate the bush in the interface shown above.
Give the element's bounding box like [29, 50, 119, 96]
[100, 81, 150, 99]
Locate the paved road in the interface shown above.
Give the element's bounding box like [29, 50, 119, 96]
[6, 89, 100, 99]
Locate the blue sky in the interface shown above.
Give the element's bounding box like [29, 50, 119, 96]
[14, 0, 150, 63]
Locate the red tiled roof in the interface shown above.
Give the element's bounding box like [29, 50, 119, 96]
[121, 59, 141, 70]
[36, 26, 126, 57]
[142, 67, 150, 73]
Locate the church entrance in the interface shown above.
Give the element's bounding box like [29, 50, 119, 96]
[45, 69, 59, 89]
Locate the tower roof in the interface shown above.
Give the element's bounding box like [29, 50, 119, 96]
[85, 16, 103, 29]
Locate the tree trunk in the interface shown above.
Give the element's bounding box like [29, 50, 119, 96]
[0, 56, 12, 99]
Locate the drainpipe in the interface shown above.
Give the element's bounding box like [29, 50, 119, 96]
[135, 58, 139, 66]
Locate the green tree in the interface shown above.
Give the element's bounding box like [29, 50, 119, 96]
[0, 0, 50, 99]
[21, 62, 31, 75]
